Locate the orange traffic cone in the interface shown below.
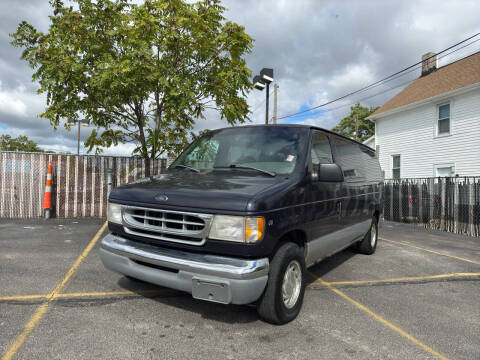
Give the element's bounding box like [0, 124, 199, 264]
[42, 161, 53, 219]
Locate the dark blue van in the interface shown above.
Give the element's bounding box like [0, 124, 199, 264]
[100, 125, 383, 324]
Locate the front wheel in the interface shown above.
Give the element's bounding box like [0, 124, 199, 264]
[355, 216, 378, 255]
[257, 242, 306, 325]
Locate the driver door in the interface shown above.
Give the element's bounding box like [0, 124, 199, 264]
[305, 130, 343, 266]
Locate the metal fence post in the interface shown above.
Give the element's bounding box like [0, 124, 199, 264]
[107, 167, 113, 198]
[469, 180, 475, 236]
[454, 180, 459, 234]
[418, 179, 423, 224]
[440, 178, 446, 231]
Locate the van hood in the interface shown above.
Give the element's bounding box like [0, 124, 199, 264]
[109, 170, 292, 212]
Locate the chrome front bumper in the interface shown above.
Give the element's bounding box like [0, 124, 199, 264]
[99, 233, 269, 305]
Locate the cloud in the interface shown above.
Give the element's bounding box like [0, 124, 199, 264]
[1, 0, 480, 156]
[0, 81, 27, 117]
[328, 64, 376, 92]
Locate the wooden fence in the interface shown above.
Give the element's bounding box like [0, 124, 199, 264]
[384, 177, 480, 237]
[0, 151, 166, 219]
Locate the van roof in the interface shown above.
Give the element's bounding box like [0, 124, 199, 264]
[212, 124, 372, 150]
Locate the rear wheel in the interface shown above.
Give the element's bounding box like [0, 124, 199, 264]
[356, 216, 378, 255]
[257, 242, 306, 325]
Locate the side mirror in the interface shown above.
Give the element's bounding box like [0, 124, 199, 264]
[318, 163, 344, 182]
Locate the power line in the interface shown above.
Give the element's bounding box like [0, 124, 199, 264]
[311, 79, 414, 117]
[250, 87, 275, 114]
[276, 32, 480, 121]
[334, 37, 480, 104]
[307, 39, 480, 117]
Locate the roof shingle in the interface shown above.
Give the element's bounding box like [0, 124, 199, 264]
[372, 51, 480, 116]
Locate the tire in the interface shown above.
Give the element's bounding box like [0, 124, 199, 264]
[356, 216, 378, 255]
[257, 242, 306, 325]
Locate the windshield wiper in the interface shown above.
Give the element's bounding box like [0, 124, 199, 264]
[214, 164, 276, 177]
[172, 164, 200, 173]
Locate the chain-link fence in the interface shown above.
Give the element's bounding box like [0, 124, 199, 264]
[2, 152, 479, 236]
[0, 151, 166, 219]
[384, 177, 480, 236]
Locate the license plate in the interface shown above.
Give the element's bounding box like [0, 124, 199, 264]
[191, 278, 231, 304]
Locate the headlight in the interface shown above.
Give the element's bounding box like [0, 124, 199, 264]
[107, 202, 123, 224]
[209, 215, 265, 243]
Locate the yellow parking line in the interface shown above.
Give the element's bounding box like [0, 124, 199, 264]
[55, 290, 135, 298]
[0, 294, 46, 301]
[3, 272, 479, 303]
[380, 237, 480, 265]
[310, 272, 480, 287]
[0, 289, 170, 302]
[309, 272, 450, 360]
[55, 289, 169, 298]
[1, 222, 108, 360]
[48, 222, 109, 297]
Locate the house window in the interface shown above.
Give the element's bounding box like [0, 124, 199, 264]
[392, 155, 400, 179]
[435, 165, 455, 177]
[438, 103, 450, 135]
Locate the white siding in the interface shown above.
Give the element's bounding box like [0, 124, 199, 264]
[375, 88, 480, 178]
[363, 136, 375, 149]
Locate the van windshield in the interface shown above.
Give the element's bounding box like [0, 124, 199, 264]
[171, 127, 309, 175]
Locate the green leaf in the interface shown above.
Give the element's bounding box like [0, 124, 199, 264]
[10, 0, 253, 173]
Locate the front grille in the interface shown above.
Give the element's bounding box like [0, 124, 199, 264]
[122, 206, 213, 246]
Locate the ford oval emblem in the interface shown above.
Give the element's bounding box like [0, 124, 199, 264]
[154, 194, 169, 202]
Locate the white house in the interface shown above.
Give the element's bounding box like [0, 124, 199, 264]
[368, 51, 480, 179]
[362, 135, 375, 149]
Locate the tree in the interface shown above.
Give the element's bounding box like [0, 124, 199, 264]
[331, 103, 379, 142]
[0, 134, 43, 152]
[11, 0, 253, 175]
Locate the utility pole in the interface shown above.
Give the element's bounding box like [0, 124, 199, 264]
[265, 82, 270, 125]
[253, 68, 274, 125]
[68, 119, 89, 155]
[273, 84, 279, 124]
[354, 113, 359, 141]
[77, 120, 81, 155]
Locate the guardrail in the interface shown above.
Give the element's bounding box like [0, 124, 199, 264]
[384, 177, 480, 237]
[0, 151, 166, 219]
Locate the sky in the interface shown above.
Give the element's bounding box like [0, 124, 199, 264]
[0, 0, 479, 155]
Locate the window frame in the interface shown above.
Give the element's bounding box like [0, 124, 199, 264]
[170, 126, 310, 175]
[436, 102, 451, 136]
[391, 154, 401, 179]
[330, 135, 374, 183]
[434, 163, 455, 177]
[309, 130, 334, 169]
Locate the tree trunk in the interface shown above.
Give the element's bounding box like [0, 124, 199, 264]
[135, 106, 150, 177]
[144, 156, 151, 177]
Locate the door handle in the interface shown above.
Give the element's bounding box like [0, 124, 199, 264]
[336, 201, 342, 219]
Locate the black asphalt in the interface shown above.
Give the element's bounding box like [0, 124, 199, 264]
[1, 219, 479, 359]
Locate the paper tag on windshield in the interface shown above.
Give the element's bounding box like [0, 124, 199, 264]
[286, 155, 295, 162]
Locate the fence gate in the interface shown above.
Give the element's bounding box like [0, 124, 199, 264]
[0, 151, 166, 219]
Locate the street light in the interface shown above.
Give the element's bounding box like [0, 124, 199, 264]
[67, 119, 90, 155]
[252, 68, 274, 124]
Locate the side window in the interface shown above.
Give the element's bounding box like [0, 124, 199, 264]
[310, 132, 333, 171]
[332, 137, 359, 180]
[332, 137, 382, 182]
